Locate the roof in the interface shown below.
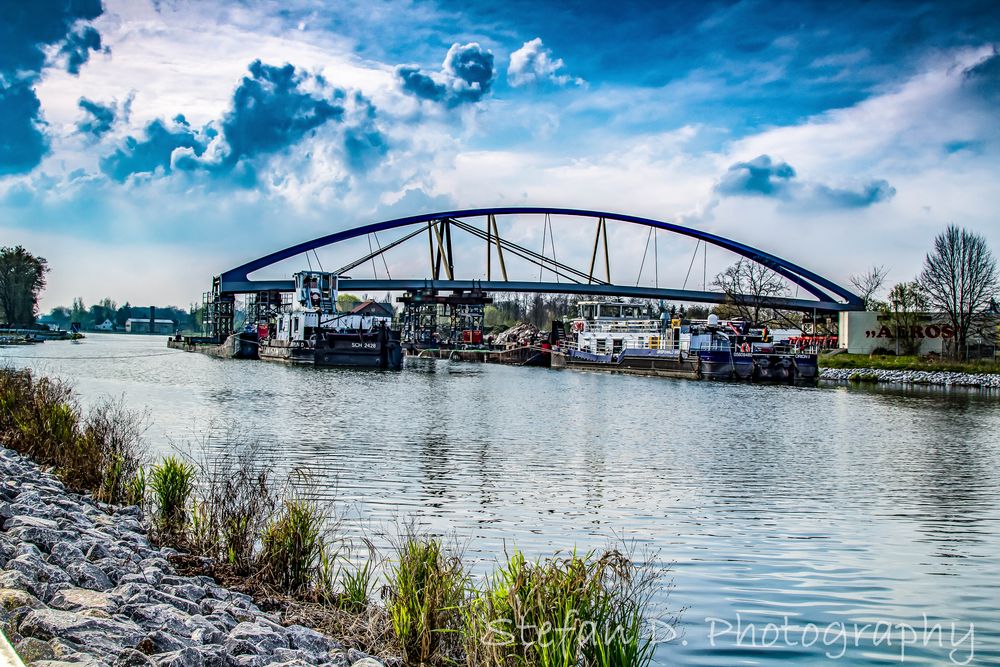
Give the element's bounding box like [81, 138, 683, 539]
[125, 318, 175, 324]
[349, 300, 393, 317]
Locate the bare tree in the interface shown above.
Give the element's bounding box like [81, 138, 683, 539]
[713, 259, 788, 325]
[849, 265, 888, 311]
[919, 225, 998, 359]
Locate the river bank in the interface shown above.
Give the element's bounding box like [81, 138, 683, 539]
[0, 445, 386, 667]
[819, 366, 1000, 388]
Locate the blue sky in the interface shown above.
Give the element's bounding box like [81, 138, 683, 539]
[1, 0, 998, 308]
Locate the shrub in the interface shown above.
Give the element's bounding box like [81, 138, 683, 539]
[0, 369, 146, 503]
[385, 531, 468, 666]
[149, 455, 195, 540]
[187, 441, 277, 575]
[80, 398, 147, 505]
[465, 547, 661, 667]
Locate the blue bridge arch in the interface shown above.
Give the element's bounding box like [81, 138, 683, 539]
[218, 207, 862, 312]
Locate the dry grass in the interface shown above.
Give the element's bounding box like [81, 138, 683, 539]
[0, 367, 146, 504]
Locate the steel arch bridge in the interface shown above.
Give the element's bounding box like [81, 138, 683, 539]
[216, 207, 862, 313]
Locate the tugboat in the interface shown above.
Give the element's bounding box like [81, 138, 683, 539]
[258, 271, 403, 369]
[551, 300, 818, 382]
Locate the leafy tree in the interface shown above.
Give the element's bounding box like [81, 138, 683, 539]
[919, 225, 998, 359]
[116, 302, 132, 328]
[885, 282, 928, 355]
[0, 246, 48, 326]
[70, 297, 88, 325]
[337, 293, 362, 312]
[47, 306, 71, 328]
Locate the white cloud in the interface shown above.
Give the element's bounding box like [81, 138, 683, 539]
[6, 1, 999, 311]
[507, 38, 584, 88]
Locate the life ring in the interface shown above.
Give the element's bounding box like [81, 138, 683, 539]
[572, 320, 585, 332]
[740, 343, 751, 353]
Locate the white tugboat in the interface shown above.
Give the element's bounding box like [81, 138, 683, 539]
[258, 271, 402, 369]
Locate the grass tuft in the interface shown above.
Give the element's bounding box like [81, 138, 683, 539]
[259, 495, 329, 595]
[464, 546, 661, 667]
[384, 529, 468, 666]
[149, 455, 195, 541]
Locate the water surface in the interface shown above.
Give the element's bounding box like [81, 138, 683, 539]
[5, 334, 999, 665]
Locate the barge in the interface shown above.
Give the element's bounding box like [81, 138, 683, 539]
[552, 301, 818, 382]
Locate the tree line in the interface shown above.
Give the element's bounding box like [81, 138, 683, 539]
[43, 300, 200, 331]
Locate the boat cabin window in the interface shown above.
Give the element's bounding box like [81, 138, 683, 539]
[293, 318, 299, 333]
[623, 305, 644, 318]
[599, 304, 622, 318]
[581, 304, 596, 320]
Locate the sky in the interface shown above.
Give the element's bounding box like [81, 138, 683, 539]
[1, 0, 998, 311]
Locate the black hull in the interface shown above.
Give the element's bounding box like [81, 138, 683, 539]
[555, 348, 818, 383]
[259, 330, 402, 370]
[488, 346, 551, 367]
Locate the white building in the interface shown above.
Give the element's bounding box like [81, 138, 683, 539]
[125, 318, 175, 334]
[838, 311, 997, 355]
[94, 318, 115, 331]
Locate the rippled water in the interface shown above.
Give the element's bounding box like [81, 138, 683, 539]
[5, 333, 1000, 665]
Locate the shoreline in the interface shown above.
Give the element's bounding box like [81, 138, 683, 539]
[819, 367, 1000, 388]
[0, 445, 386, 667]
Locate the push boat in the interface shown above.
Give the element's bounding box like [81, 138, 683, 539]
[257, 271, 403, 369]
[551, 300, 819, 382]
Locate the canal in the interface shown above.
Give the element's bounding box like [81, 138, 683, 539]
[5, 333, 999, 665]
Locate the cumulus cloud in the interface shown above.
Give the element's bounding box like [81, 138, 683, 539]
[60, 25, 103, 75]
[77, 98, 116, 139]
[715, 154, 894, 208]
[716, 155, 796, 196]
[342, 95, 388, 172]
[507, 38, 583, 88]
[0, 0, 104, 175]
[396, 42, 495, 106]
[219, 60, 344, 167]
[100, 116, 207, 183]
[0, 84, 48, 176]
[811, 180, 896, 208]
[101, 60, 387, 184]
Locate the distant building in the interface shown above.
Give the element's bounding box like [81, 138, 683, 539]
[335, 300, 394, 330]
[125, 318, 175, 334]
[94, 318, 115, 331]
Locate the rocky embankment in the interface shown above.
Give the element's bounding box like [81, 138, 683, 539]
[0, 446, 384, 667]
[819, 367, 1000, 388]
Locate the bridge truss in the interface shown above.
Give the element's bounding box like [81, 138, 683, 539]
[207, 207, 862, 339]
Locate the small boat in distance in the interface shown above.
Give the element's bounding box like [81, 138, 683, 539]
[551, 300, 819, 382]
[257, 271, 403, 369]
